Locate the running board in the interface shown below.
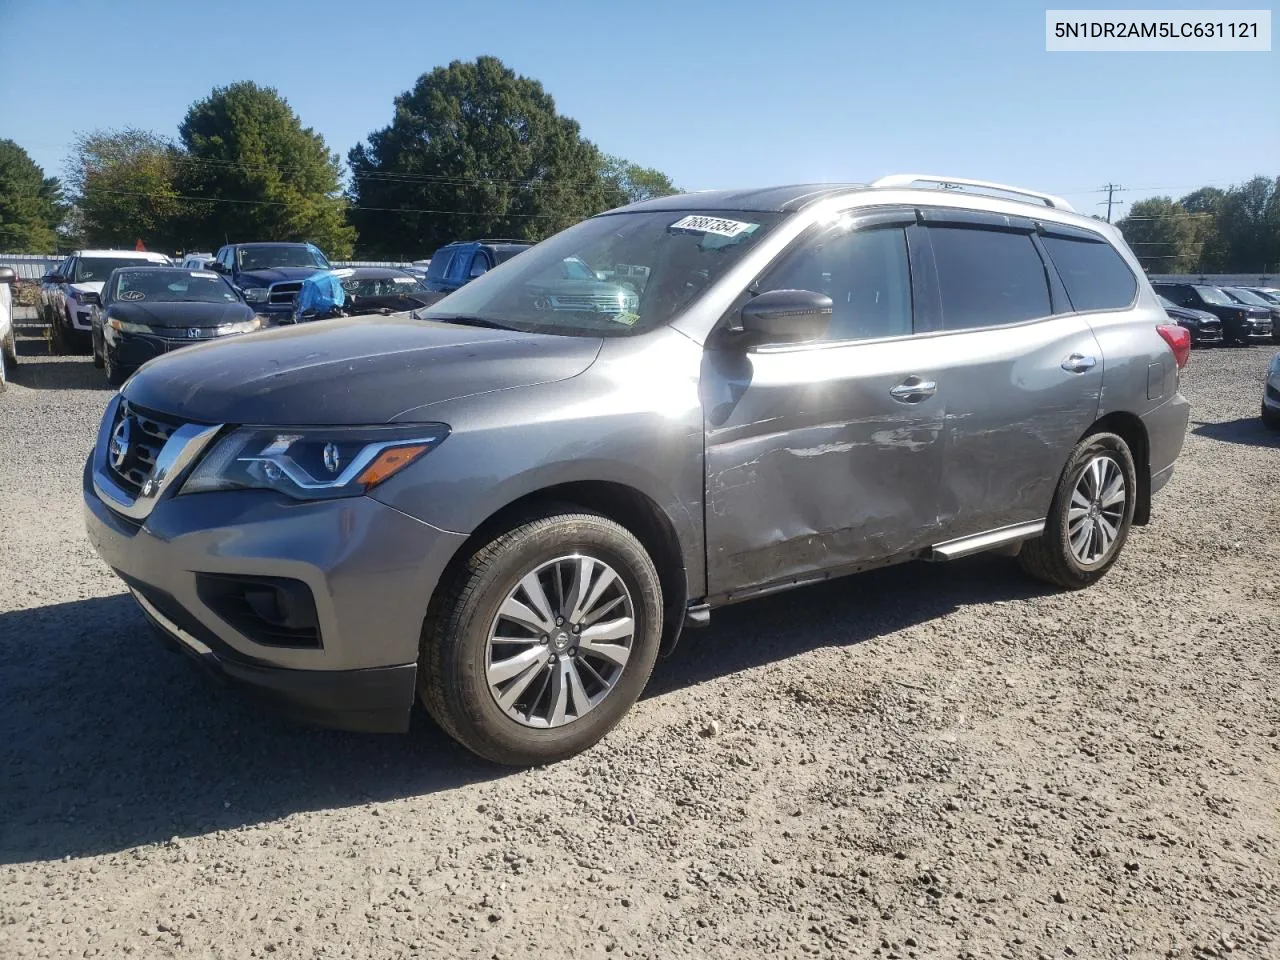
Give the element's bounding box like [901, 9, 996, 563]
[926, 520, 1045, 561]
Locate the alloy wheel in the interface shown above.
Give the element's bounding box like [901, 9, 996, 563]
[486, 554, 635, 728]
[1067, 454, 1127, 565]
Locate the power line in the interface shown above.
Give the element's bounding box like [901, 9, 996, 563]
[85, 187, 566, 218]
[1098, 183, 1127, 223]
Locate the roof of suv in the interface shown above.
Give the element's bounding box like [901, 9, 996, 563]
[225, 242, 314, 248]
[617, 184, 867, 214]
[73, 249, 171, 259]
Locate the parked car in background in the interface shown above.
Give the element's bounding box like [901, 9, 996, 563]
[0, 267, 16, 389]
[207, 242, 330, 322]
[1150, 282, 1272, 346]
[1220, 287, 1280, 343]
[1244, 287, 1280, 305]
[180, 253, 215, 270]
[84, 175, 1192, 766]
[91, 266, 261, 386]
[1263, 352, 1280, 429]
[1157, 295, 1222, 346]
[424, 239, 531, 293]
[292, 268, 443, 323]
[42, 250, 173, 353]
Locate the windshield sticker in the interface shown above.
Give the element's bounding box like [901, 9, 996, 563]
[669, 215, 759, 238]
[611, 311, 642, 327]
[392, 276, 417, 284]
[120, 290, 146, 301]
[191, 271, 218, 279]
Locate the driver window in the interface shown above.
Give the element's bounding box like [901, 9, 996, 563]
[757, 224, 913, 342]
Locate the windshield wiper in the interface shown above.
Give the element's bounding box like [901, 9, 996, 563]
[414, 312, 514, 331]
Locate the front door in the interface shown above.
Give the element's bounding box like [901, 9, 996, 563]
[702, 214, 947, 597]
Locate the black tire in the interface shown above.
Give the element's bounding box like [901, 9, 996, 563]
[1263, 404, 1280, 431]
[104, 348, 127, 387]
[92, 333, 104, 368]
[0, 342, 7, 392]
[1018, 432, 1137, 590]
[0, 330, 15, 387]
[418, 510, 663, 766]
[49, 309, 69, 355]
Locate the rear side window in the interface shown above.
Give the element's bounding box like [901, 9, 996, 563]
[757, 224, 913, 342]
[1042, 236, 1136, 311]
[426, 250, 454, 283]
[446, 251, 473, 283]
[928, 227, 1051, 330]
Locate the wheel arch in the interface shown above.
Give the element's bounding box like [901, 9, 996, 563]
[1081, 411, 1150, 526]
[441, 480, 690, 654]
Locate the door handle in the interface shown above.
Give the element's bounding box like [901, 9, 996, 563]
[889, 377, 937, 403]
[1061, 353, 1097, 373]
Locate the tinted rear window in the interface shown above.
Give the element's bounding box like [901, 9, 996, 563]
[1042, 236, 1136, 311]
[929, 227, 1051, 330]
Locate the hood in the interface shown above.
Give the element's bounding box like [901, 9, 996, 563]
[106, 301, 255, 328]
[122, 314, 602, 425]
[1165, 305, 1218, 323]
[235, 266, 323, 286]
[70, 281, 105, 296]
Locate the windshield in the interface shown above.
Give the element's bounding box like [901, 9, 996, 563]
[75, 258, 163, 282]
[237, 245, 328, 271]
[423, 210, 782, 337]
[1223, 287, 1271, 307]
[342, 275, 428, 297]
[112, 270, 242, 304]
[1195, 286, 1234, 306]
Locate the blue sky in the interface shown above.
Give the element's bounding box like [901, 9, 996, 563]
[2, 0, 1275, 217]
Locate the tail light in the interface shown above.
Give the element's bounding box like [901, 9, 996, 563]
[1156, 324, 1191, 369]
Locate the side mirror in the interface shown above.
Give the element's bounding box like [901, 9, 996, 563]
[207, 261, 224, 273]
[739, 289, 832, 343]
[80, 291, 100, 306]
[0, 267, 15, 285]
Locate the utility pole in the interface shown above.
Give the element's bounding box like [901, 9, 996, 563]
[1098, 183, 1127, 223]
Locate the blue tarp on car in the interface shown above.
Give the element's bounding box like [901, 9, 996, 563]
[293, 269, 350, 321]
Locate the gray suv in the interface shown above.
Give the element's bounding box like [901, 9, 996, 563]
[84, 175, 1192, 766]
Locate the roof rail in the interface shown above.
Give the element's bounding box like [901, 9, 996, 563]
[476, 238, 530, 245]
[870, 174, 1075, 212]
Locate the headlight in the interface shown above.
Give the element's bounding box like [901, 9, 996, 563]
[241, 287, 269, 303]
[181, 424, 449, 500]
[214, 317, 263, 336]
[107, 317, 153, 335]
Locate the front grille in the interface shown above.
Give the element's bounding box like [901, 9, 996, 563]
[106, 402, 187, 496]
[268, 282, 302, 306]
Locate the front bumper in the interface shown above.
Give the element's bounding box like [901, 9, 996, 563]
[1263, 380, 1280, 413]
[104, 328, 241, 371]
[82, 404, 467, 731]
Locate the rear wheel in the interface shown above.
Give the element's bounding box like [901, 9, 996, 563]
[418, 510, 663, 766]
[1019, 432, 1137, 590]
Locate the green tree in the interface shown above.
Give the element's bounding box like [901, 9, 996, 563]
[1117, 197, 1201, 273]
[1215, 176, 1278, 273]
[601, 155, 679, 207]
[67, 129, 182, 250]
[348, 57, 654, 258]
[176, 82, 354, 256]
[1177, 186, 1228, 270]
[0, 140, 65, 251]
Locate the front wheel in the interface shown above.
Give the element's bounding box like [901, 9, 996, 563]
[418, 510, 663, 766]
[104, 348, 127, 387]
[1263, 404, 1280, 431]
[1019, 432, 1137, 590]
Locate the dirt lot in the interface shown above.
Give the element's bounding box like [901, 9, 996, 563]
[1, 333, 1277, 960]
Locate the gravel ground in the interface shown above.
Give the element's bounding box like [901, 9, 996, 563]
[1, 333, 1277, 960]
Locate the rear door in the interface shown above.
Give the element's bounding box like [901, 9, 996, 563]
[703, 210, 948, 596]
[915, 211, 1106, 540]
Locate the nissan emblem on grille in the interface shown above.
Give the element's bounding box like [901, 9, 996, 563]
[108, 416, 132, 470]
[187, 328, 202, 339]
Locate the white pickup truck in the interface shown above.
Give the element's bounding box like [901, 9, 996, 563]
[41, 249, 171, 353]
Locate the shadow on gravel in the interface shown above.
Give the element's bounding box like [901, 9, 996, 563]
[647, 553, 1049, 698]
[0, 595, 498, 865]
[1191, 417, 1280, 448]
[0, 555, 1046, 864]
[8, 338, 112, 391]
